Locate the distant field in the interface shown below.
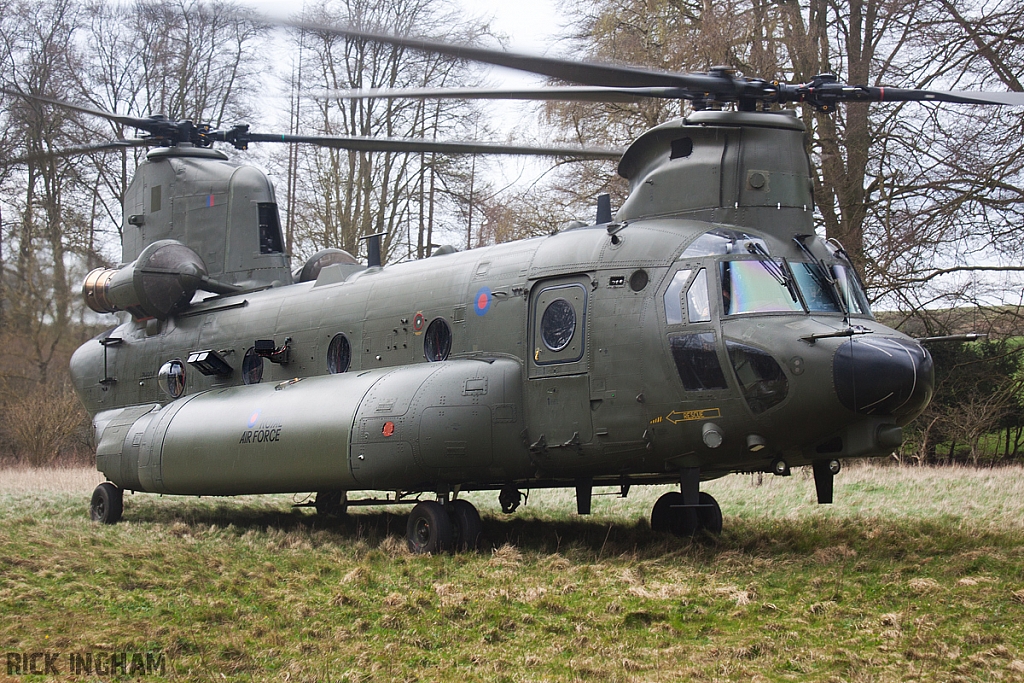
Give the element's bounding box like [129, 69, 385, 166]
[2, 464, 1024, 682]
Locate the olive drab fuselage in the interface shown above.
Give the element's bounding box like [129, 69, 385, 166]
[70, 110, 935, 499]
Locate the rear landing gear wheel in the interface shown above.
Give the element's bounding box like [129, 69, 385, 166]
[449, 499, 482, 552]
[314, 490, 346, 517]
[406, 501, 454, 554]
[90, 482, 123, 525]
[650, 491, 721, 536]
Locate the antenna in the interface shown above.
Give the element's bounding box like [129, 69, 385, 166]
[361, 232, 387, 268]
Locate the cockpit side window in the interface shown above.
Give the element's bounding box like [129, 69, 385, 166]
[832, 264, 873, 315]
[686, 268, 711, 322]
[669, 332, 728, 391]
[663, 269, 693, 325]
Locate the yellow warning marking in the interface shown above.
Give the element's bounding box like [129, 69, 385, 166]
[666, 407, 721, 424]
[649, 416, 663, 425]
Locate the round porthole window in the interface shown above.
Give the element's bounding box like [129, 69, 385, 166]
[242, 347, 264, 385]
[158, 359, 186, 398]
[541, 298, 576, 352]
[423, 318, 452, 362]
[327, 333, 351, 374]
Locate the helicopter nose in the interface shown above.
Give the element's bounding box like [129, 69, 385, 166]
[833, 337, 934, 422]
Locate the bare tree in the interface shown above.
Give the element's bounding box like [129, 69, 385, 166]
[287, 0, 491, 263]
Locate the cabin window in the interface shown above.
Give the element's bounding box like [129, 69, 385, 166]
[727, 341, 789, 413]
[541, 299, 576, 352]
[257, 203, 284, 254]
[424, 318, 452, 362]
[668, 333, 728, 391]
[158, 359, 186, 398]
[532, 282, 587, 366]
[242, 347, 264, 384]
[327, 334, 351, 373]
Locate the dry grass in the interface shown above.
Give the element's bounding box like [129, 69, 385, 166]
[0, 465, 105, 493]
[3, 462, 1024, 682]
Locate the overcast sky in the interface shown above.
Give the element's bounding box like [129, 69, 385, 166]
[237, 0, 574, 190]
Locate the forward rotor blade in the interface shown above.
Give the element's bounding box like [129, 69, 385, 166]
[246, 133, 623, 159]
[865, 88, 1024, 106]
[267, 15, 733, 92]
[317, 86, 695, 102]
[777, 79, 1024, 109]
[0, 87, 157, 129]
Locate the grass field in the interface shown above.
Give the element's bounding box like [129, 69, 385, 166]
[2, 464, 1024, 682]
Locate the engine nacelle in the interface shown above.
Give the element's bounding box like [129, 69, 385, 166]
[93, 358, 531, 495]
[83, 240, 209, 320]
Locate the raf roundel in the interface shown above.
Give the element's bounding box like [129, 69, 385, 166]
[247, 410, 261, 429]
[474, 287, 491, 316]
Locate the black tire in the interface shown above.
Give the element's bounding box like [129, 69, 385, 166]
[314, 490, 346, 517]
[650, 491, 702, 537]
[651, 492, 684, 533]
[449, 499, 482, 552]
[90, 482, 123, 525]
[406, 501, 454, 554]
[697, 491, 723, 535]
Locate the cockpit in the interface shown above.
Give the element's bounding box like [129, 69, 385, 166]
[661, 228, 932, 445]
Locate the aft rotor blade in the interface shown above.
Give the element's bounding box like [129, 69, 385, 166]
[317, 86, 695, 102]
[0, 87, 157, 129]
[10, 138, 152, 165]
[246, 133, 623, 159]
[268, 16, 733, 92]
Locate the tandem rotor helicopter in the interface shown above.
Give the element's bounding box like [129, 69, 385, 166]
[13, 13, 1023, 553]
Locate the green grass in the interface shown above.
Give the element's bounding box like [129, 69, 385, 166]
[2, 464, 1024, 681]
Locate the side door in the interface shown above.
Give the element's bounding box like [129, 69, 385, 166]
[524, 275, 593, 461]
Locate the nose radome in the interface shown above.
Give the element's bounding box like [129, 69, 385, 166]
[833, 337, 934, 422]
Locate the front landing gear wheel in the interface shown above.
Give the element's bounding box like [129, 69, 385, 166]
[406, 501, 454, 554]
[650, 491, 722, 536]
[651, 492, 684, 533]
[696, 492, 723, 535]
[449, 499, 482, 552]
[90, 482, 123, 524]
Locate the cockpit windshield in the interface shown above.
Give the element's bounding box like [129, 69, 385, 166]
[720, 259, 802, 315]
[721, 258, 872, 317]
[790, 262, 842, 313]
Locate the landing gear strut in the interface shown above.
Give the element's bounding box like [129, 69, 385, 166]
[90, 482, 123, 525]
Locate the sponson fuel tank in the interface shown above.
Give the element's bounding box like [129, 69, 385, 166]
[93, 358, 530, 496]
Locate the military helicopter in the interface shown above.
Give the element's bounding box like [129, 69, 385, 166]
[26, 15, 1021, 553]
